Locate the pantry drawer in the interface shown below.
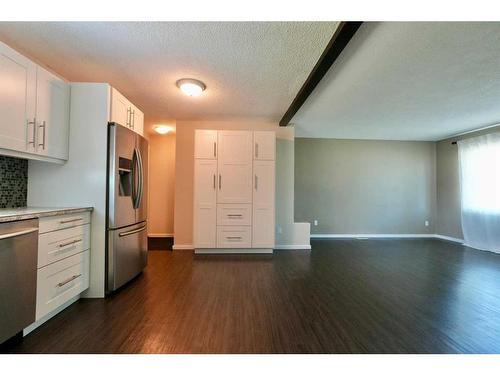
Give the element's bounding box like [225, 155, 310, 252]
[36, 251, 90, 320]
[38, 224, 90, 268]
[217, 204, 252, 226]
[39, 211, 91, 234]
[217, 226, 252, 248]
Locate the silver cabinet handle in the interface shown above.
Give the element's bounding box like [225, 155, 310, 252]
[131, 109, 135, 130]
[60, 218, 83, 224]
[213, 174, 216, 190]
[58, 238, 82, 248]
[0, 227, 38, 240]
[126, 107, 131, 127]
[255, 175, 258, 190]
[219, 174, 221, 189]
[27, 118, 36, 147]
[38, 121, 46, 150]
[118, 224, 147, 237]
[227, 214, 242, 217]
[213, 142, 217, 157]
[226, 236, 242, 240]
[57, 274, 82, 287]
[255, 143, 259, 158]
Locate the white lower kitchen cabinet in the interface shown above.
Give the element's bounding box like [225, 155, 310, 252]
[36, 250, 90, 320]
[24, 211, 91, 334]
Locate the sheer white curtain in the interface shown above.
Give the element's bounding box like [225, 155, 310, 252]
[458, 132, 500, 253]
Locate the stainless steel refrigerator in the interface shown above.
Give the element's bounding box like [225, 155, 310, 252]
[106, 122, 148, 294]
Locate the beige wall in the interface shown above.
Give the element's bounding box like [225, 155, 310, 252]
[436, 124, 500, 239]
[294, 138, 437, 235]
[148, 132, 176, 236]
[173, 120, 295, 248]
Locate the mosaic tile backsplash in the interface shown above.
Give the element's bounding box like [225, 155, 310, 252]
[0, 155, 28, 208]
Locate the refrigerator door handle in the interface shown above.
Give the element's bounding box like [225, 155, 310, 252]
[132, 148, 140, 209]
[118, 224, 147, 237]
[136, 147, 144, 208]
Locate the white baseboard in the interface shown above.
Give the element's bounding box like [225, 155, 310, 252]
[23, 294, 80, 336]
[274, 244, 311, 250]
[148, 233, 174, 238]
[172, 244, 194, 250]
[310, 233, 466, 244]
[195, 248, 273, 254]
[311, 233, 434, 239]
[433, 234, 464, 244]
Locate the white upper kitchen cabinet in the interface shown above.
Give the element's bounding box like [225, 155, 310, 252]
[110, 87, 144, 136]
[132, 105, 144, 136]
[253, 131, 276, 160]
[217, 131, 253, 204]
[194, 130, 218, 159]
[0, 41, 36, 153]
[35, 66, 70, 160]
[110, 88, 131, 127]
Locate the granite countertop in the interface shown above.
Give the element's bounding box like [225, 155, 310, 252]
[0, 207, 93, 223]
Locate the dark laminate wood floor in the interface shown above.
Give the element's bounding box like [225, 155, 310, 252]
[4, 239, 500, 354]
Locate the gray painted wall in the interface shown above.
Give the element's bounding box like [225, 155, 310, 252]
[435, 140, 462, 239]
[294, 138, 436, 235]
[436, 124, 500, 240]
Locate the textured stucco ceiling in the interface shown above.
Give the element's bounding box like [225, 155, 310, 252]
[0, 22, 338, 129]
[293, 22, 500, 141]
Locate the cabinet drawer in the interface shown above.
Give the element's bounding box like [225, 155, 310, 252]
[39, 211, 91, 234]
[217, 204, 252, 226]
[38, 224, 90, 268]
[217, 226, 252, 248]
[36, 251, 89, 320]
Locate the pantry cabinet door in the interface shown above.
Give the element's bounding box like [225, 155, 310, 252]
[217, 131, 253, 204]
[195, 130, 218, 159]
[193, 159, 218, 248]
[0, 41, 36, 153]
[252, 160, 275, 248]
[253, 131, 275, 160]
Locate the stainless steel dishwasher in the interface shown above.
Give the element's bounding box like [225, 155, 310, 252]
[0, 219, 38, 344]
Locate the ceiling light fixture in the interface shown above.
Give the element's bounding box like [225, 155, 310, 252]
[153, 125, 171, 135]
[176, 78, 206, 97]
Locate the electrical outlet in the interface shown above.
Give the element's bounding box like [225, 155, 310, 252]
[425, 220, 429, 227]
[314, 220, 318, 226]
[277, 226, 282, 234]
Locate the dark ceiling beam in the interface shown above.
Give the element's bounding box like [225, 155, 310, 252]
[279, 21, 364, 127]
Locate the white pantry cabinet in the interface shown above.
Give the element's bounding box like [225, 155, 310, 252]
[0, 41, 70, 163]
[110, 87, 144, 136]
[193, 129, 276, 253]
